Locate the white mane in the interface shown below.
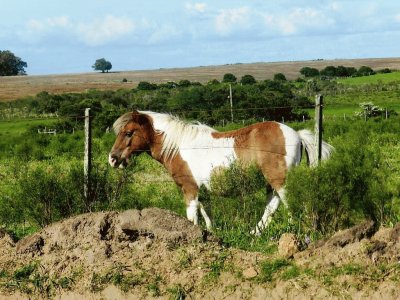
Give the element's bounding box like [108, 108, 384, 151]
[139, 111, 217, 160]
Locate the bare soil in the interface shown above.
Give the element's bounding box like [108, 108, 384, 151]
[0, 209, 399, 299]
[1, 57, 400, 102]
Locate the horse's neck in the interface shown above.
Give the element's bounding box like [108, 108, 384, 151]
[148, 133, 164, 162]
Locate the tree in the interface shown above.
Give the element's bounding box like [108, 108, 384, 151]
[273, 73, 287, 81]
[320, 66, 337, 77]
[92, 58, 112, 73]
[357, 66, 375, 76]
[0, 50, 27, 76]
[299, 67, 319, 77]
[137, 81, 157, 90]
[222, 73, 237, 83]
[240, 74, 256, 85]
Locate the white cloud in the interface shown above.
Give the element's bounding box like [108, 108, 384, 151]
[185, 2, 207, 13]
[148, 23, 181, 44]
[26, 16, 70, 32]
[263, 8, 335, 35]
[395, 14, 400, 22]
[77, 15, 135, 46]
[21, 16, 71, 43]
[329, 1, 341, 12]
[215, 7, 251, 35]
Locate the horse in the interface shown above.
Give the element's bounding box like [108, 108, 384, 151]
[108, 110, 333, 234]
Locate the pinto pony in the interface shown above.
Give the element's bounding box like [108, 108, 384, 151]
[109, 111, 333, 234]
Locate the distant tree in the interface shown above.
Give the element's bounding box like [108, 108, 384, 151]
[137, 81, 157, 90]
[240, 74, 256, 85]
[273, 73, 287, 81]
[299, 67, 319, 77]
[345, 67, 357, 77]
[105, 61, 112, 72]
[92, 58, 112, 73]
[178, 79, 191, 87]
[207, 79, 220, 85]
[335, 66, 349, 77]
[357, 66, 375, 76]
[320, 66, 337, 77]
[0, 50, 27, 76]
[222, 73, 237, 83]
[377, 68, 391, 74]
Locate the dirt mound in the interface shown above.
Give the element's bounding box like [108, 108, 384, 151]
[294, 221, 400, 267]
[1, 211, 400, 299]
[15, 208, 203, 259]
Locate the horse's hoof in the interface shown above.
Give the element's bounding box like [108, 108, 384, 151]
[250, 228, 261, 236]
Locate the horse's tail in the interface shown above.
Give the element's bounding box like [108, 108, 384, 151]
[297, 129, 334, 167]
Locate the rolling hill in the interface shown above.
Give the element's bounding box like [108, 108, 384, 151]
[1, 57, 400, 102]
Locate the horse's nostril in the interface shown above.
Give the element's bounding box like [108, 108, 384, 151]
[109, 153, 120, 167]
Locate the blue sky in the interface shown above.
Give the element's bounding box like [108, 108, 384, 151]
[1, 0, 400, 75]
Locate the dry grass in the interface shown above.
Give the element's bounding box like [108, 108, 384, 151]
[1, 57, 400, 102]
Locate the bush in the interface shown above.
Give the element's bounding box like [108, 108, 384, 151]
[286, 125, 393, 234]
[137, 81, 157, 90]
[222, 73, 237, 83]
[273, 73, 287, 81]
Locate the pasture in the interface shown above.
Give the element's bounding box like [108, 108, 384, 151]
[0, 61, 400, 298]
[1, 57, 400, 102]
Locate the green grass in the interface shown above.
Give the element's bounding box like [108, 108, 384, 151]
[337, 71, 400, 85]
[258, 259, 292, 282]
[0, 118, 56, 134]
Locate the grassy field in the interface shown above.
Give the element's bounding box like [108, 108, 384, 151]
[1, 57, 400, 102]
[337, 71, 400, 85]
[0, 118, 56, 135]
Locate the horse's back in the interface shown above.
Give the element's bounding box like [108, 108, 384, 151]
[216, 121, 302, 190]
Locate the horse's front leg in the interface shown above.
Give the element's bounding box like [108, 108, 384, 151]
[186, 196, 199, 225]
[183, 191, 212, 230]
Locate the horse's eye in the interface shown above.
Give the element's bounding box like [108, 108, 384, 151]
[125, 131, 134, 137]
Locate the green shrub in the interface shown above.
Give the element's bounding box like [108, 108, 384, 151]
[286, 125, 394, 234]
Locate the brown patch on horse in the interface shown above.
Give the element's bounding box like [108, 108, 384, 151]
[141, 117, 200, 205]
[212, 122, 287, 190]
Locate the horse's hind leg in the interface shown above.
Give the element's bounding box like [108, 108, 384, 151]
[251, 191, 280, 235]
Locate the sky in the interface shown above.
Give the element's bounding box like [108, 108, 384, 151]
[1, 0, 400, 75]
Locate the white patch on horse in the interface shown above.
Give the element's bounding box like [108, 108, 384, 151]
[186, 199, 199, 224]
[279, 123, 302, 169]
[141, 111, 236, 187]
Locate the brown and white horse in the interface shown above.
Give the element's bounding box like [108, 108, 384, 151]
[108, 111, 333, 234]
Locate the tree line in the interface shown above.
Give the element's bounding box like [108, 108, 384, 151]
[0, 76, 312, 132]
[299, 65, 391, 78]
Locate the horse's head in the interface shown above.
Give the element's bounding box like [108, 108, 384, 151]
[109, 111, 153, 168]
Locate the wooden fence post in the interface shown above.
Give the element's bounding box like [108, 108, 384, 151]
[229, 84, 233, 123]
[84, 108, 92, 207]
[315, 95, 323, 165]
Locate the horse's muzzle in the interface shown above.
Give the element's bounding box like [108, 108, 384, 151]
[108, 153, 128, 169]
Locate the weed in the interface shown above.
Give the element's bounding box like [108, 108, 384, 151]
[175, 248, 193, 270]
[167, 284, 186, 300]
[281, 265, 301, 280]
[147, 275, 162, 297]
[13, 262, 38, 281]
[57, 276, 73, 289]
[258, 259, 291, 282]
[90, 265, 144, 293]
[203, 250, 229, 283]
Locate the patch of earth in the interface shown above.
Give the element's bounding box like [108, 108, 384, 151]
[0, 210, 399, 299]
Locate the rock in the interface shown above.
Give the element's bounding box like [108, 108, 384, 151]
[327, 220, 376, 248]
[242, 267, 258, 279]
[278, 233, 300, 258]
[16, 233, 44, 255]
